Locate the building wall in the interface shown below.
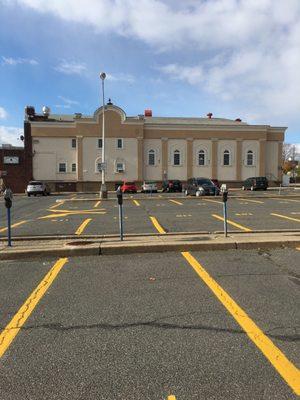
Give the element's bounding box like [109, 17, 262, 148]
[143, 139, 162, 181]
[265, 141, 279, 180]
[167, 139, 187, 180]
[217, 140, 237, 181]
[241, 140, 259, 180]
[192, 139, 212, 178]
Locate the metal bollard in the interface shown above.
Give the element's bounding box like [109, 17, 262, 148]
[222, 190, 228, 237]
[116, 186, 124, 241]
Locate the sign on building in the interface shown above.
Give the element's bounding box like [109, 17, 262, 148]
[3, 156, 19, 164]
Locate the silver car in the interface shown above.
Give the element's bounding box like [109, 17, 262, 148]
[26, 181, 51, 196]
[141, 181, 158, 193]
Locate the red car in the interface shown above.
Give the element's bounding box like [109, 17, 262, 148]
[121, 181, 137, 193]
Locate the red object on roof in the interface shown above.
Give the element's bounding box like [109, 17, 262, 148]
[207, 112, 213, 119]
[144, 109, 152, 117]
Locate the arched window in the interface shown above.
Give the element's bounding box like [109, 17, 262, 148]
[223, 150, 230, 166]
[247, 150, 254, 166]
[198, 150, 205, 166]
[148, 149, 155, 166]
[173, 150, 180, 166]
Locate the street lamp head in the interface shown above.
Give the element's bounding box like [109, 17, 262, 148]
[100, 72, 106, 80]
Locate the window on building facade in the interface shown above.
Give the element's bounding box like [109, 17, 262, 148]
[98, 138, 102, 148]
[247, 150, 254, 166]
[71, 163, 77, 172]
[58, 162, 67, 173]
[116, 162, 125, 172]
[148, 149, 155, 166]
[117, 138, 123, 149]
[173, 150, 180, 166]
[198, 150, 205, 166]
[223, 150, 230, 166]
[71, 138, 76, 148]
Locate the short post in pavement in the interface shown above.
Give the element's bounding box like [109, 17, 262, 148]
[222, 189, 228, 237]
[116, 186, 124, 241]
[4, 188, 13, 246]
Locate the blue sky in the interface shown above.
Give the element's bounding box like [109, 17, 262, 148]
[0, 0, 299, 147]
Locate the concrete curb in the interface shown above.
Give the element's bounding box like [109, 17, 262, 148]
[1, 234, 300, 260]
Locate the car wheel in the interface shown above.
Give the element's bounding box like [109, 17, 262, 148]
[27, 193, 30, 197]
[43, 191, 46, 196]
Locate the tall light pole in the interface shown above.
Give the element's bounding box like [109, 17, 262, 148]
[100, 72, 107, 199]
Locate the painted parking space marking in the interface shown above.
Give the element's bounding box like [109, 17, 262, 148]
[94, 200, 101, 208]
[235, 213, 253, 216]
[0, 258, 68, 358]
[167, 396, 176, 400]
[169, 199, 183, 205]
[271, 213, 300, 223]
[133, 200, 140, 206]
[203, 198, 222, 204]
[181, 252, 300, 395]
[211, 214, 252, 232]
[75, 218, 92, 235]
[176, 214, 192, 218]
[149, 216, 166, 234]
[239, 198, 264, 204]
[50, 200, 65, 210]
[0, 220, 28, 233]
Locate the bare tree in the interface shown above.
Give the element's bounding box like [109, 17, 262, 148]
[282, 143, 296, 161]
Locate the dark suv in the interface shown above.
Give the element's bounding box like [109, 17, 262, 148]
[185, 177, 220, 196]
[242, 177, 268, 191]
[162, 180, 182, 192]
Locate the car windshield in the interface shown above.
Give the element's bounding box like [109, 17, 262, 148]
[196, 178, 213, 185]
[125, 182, 134, 185]
[29, 181, 42, 185]
[145, 181, 155, 184]
[256, 177, 266, 182]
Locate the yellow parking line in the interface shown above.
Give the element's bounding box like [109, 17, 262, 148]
[75, 218, 92, 235]
[168, 396, 176, 400]
[149, 216, 166, 234]
[50, 201, 65, 210]
[270, 213, 300, 223]
[239, 198, 264, 204]
[0, 220, 28, 233]
[212, 214, 252, 232]
[203, 198, 222, 204]
[169, 199, 183, 205]
[0, 258, 68, 358]
[181, 252, 300, 395]
[133, 200, 140, 206]
[94, 200, 101, 208]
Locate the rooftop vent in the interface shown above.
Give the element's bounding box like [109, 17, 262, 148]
[107, 98, 113, 105]
[74, 113, 82, 119]
[25, 106, 35, 116]
[235, 118, 242, 122]
[42, 106, 51, 117]
[207, 112, 213, 119]
[144, 109, 152, 117]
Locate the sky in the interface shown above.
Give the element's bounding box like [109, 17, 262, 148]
[0, 0, 299, 148]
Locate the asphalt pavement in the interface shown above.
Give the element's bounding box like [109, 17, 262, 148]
[0, 249, 299, 399]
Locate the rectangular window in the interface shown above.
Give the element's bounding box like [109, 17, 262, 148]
[174, 152, 180, 166]
[117, 138, 123, 149]
[71, 163, 76, 172]
[71, 138, 77, 148]
[148, 151, 155, 166]
[116, 162, 124, 172]
[98, 138, 103, 148]
[58, 163, 66, 173]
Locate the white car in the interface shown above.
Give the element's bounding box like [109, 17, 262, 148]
[26, 181, 51, 196]
[141, 181, 158, 193]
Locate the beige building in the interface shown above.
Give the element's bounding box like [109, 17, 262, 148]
[25, 104, 286, 191]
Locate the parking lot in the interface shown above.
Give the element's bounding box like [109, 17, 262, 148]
[0, 248, 299, 399]
[1, 191, 300, 238]
[0, 191, 299, 399]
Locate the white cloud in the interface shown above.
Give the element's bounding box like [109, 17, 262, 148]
[0, 107, 8, 119]
[106, 73, 135, 84]
[0, 126, 23, 146]
[1, 56, 38, 66]
[11, 0, 300, 122]
[54, 61, 87, 75]
[55, 96, 80, 109]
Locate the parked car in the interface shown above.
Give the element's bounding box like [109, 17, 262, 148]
[141, 181, 158, 193]
[211, 179, 221, 189]
[162, 180, 182, 192]
[121, 181, 137, 193]
[185, 177, 220, 196]
[242, 177, 268, 191]
[26, 181, 51, 196]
